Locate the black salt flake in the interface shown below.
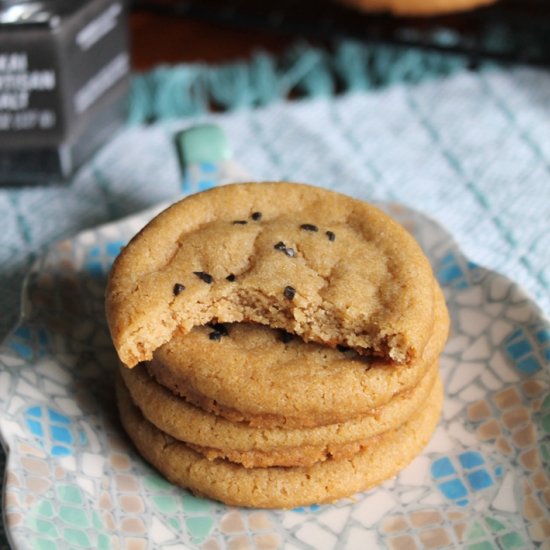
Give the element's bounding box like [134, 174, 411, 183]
[173, 283, 185, 296]
[274, 241, 296, 257]
[194, 271, 214, 284]
[232, 220, 248, 225]
[226, 273, 236, 282]
[300, 223, 318, 232]
[283, 286, 296, 300]
[284, 247, 296, 257]
[326, 230, 336, 241]
[251, 211, 262, 221]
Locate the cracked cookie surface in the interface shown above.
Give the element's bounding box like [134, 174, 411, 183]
[106, 182, 436, 367]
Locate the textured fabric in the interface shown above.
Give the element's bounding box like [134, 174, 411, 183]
[128, 43, 468, 122]
[1, 65, 549, 343]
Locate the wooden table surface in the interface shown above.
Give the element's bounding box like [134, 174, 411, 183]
[129, 4, 550, 72]
[130, 12, 295, 71]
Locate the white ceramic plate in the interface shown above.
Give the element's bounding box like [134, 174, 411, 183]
[1, 200, 549, 550]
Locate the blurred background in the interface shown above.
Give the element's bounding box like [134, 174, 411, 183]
[1, 0, 549, 183]
[130, 0, 550, 71]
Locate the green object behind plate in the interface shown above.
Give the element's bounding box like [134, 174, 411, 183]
[174, 124, 231, 168]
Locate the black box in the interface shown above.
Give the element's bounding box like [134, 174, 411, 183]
[0, 0, 130, 184]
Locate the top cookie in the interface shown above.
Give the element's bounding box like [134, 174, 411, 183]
[106, 182, 436, 367]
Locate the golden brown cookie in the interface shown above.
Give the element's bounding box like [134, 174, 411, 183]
[338, 0, 496, 16]
[106, 183, 436, 367]
[145, 282, 448, 429]
[119, 361, 438, 468]
[117, 373, 443, 508]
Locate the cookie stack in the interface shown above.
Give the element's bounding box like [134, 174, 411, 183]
[107, 182, 449, 508]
